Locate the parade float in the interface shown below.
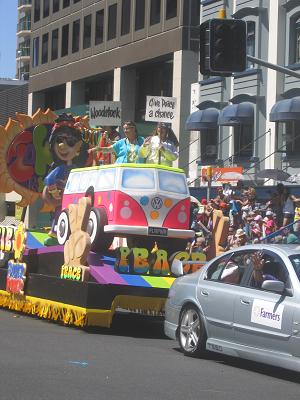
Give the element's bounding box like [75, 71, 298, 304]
[0, 108, 209, 328]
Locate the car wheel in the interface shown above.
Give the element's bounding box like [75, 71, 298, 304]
[57, 210, 70, 245]
[87, 207, 113, 253]
[178, 304, 207, 357]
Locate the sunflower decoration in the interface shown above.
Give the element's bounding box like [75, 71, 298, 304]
[14, 222, 27, 261]
[0, 108, 57, 207]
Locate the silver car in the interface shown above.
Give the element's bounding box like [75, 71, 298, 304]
[164, 244, 300, 372]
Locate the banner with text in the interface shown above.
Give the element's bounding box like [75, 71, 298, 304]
[89, 101, 122, 127]
[145, 96, 177, 123]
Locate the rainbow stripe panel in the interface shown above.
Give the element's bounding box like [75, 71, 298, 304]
[90, 265, 175, 289]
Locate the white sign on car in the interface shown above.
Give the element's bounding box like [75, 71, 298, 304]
[251, 299, 284, 329]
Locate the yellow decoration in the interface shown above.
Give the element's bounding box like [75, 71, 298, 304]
[150, 211, 159, 220]
[97, 195, 102, 205]
[0, 291, 167, 328]
[151, 241, 159, 253]
[13, 222, 26, 261]
[164, 199, 173, 208]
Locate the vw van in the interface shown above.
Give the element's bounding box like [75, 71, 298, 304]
[57, 164, 194, 252]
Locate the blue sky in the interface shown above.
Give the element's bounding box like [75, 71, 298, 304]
[0, 0, 18, 79]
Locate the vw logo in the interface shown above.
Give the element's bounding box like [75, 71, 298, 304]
[151, 197, 163, 210]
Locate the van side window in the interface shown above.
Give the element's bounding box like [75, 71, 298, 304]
[96, 168, 116, 190]
[65, 172, 81, 193]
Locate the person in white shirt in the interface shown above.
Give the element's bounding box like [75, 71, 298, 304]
[139, 122, 179, 166]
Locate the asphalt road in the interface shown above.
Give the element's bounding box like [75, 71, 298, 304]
[0, 309, 299, 400]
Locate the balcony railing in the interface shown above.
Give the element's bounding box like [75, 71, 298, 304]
[19, 65, 30, 80]
[16, 47, 30, 57]
[17, 20, 31, 32]
[18, 0, 32, 7]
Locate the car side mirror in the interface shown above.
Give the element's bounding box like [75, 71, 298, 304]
[170, 259, 183, 277]
[261, 280, 285, 293]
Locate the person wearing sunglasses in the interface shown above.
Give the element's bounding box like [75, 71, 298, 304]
[43, 113, 89, 245]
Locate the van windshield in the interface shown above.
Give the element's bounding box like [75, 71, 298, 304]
[121, 169, 155, 190]
[158, 171, 188, 195]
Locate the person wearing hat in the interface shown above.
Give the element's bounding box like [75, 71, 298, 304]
[89, 120, 145, 164]
[251, 214, 263, 240]
[231, 228, 248, 248]
[138, 122, 179, 166]
[286, 233, 300, 244]
[264, 210, 275, 237]
[43, 113, 90, 245]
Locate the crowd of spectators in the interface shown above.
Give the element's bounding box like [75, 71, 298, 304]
[188, 182, 300, 255]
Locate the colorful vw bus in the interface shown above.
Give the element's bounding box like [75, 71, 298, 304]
[57, 164, 194, 252]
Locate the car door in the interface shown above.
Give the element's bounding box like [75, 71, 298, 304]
[196, 251, 247, 343]
[233, 250, 295, 355]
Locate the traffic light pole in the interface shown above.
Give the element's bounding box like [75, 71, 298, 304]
[247, 55, 300, 80]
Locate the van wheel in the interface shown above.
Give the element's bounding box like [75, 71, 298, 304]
[87, 208, 113, 253]
[57, 210, 70, 245]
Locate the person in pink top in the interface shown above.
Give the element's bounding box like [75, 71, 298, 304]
[264, 211, 275, 236]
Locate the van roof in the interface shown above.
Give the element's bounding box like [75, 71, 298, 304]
[71, 163, 185, 174]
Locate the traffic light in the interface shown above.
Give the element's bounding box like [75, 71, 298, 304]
[210, 19, 246, 73]
[200, 18, 247, 75]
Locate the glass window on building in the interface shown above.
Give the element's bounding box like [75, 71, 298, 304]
[295, 17, 300, 64]
[95, 9, 104, 45]
[166, 0, 177, 20]
[53, 0, 59, 13]
[72, 19, 80, 53]
[121, 0, 131, 36]
[135, 0, 145, 31]
[283, 121, 300, 157]
[83, 14, 92, 49]
[51, 28, 59, 60]
[61, 24, 69, 57]
[108, 4, 117, 40]
[200, 129, 218, 162]
[63, 0, 70, 7]
[150, 0, 161, 25]
[43, 0, 49, 18]
[234, 125, 253, 158]
[32, 36, 39, 67]
[85, 77, 113, 102]
[246, 21, 255, 69]
[135, 60, 173, 121]
[34, 0, 41, 22]
[45, 85, 66, 110]
[42, 33, 49, 64]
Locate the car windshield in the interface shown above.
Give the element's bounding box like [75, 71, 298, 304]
[289, 255, 300, 281]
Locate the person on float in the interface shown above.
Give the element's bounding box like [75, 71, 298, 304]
[138, 122, 179, 166]
[93, 125, 120, 165]
[43, 113, 89, 245]
[89, 120, 144, 163]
